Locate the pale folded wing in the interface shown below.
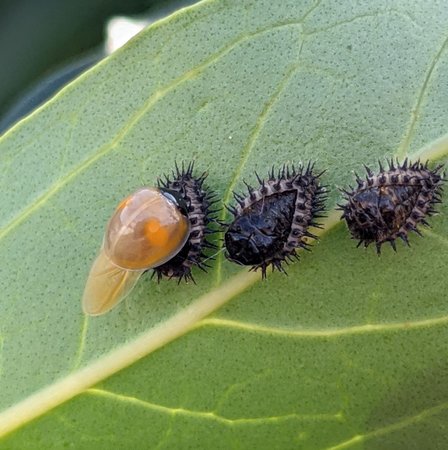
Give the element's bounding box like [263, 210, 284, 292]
[82, 249, 144, 316]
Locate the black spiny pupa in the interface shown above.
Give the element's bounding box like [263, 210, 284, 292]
[154, 162, 218, 282]
[224, 163, 327, 277]
[340, 159, 444, 253]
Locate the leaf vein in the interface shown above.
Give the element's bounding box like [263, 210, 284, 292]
[198, 314, 448, 338]
[214, 41, 305, 285]
[396, 33, 448, 159]
[85, 388, 342, 426]
[325, 401, 448, 450]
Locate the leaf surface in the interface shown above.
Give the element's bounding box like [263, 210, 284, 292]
[1, 0, 448, 448]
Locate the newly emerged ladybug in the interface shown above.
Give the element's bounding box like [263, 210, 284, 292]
[224, 163, 327, 277]
[82, 162, 217, 316]
[340, 159, 444, 253]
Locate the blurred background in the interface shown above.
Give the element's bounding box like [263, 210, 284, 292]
[0, 0, 198, 134]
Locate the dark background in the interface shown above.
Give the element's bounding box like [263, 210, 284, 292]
[0, 0, 197, 132]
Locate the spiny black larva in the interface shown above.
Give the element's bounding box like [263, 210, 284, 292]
[224, 163, 327, 278]
[339, 158, 444, 253]
[153, 162, 219, 282]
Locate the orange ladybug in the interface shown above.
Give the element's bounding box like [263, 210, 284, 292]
[82, 163, 217, 316]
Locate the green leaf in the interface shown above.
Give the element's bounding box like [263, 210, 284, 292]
[1, 0, 448, 448]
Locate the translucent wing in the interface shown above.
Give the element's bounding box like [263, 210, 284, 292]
[82, 249, 143, 316]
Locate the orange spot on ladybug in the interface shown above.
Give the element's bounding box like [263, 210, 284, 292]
[145, 218, 161, 233]
[144, 218, 170, 248]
